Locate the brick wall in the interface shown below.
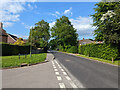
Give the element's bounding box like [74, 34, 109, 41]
[7, 35, 16, 44]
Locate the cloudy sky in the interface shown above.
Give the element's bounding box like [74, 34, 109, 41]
[0, 0, 100, 40]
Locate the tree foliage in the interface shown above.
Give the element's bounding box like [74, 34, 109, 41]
[28, 20, 50, 51]
[51, 16, 78, 50]
[91, 2, 120, 44]
[14, 38, 25, 45]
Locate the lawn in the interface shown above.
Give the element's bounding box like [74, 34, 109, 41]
[62, 51, 119, 66]
[76, 54, 119, 66]
[2, 53, 47, 68]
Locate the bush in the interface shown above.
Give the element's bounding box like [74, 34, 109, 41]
[2, 43, 30, 56]
[78, 44, 119, 60]
[67, 46, 78, 53]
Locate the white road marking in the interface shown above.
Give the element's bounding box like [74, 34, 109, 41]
[53, 66, 56, 68]
[63, 72, 67, 75]
[61, 69, 64, 72]
[54, 69, 58, 71]
[66, 76, 71, 81]
[70, 82, 78, 88]
[58, 66, 62, 69]
[55, 72, 59, 75]
[59, 83, 66, 88]
[57, 76, 62, 80]
[53, 65, 55, 67]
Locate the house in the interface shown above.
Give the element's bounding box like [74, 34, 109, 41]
[79, 38, 94, 45]
[0, 22, 8, 43]
[7, 34, 18, 44]
[0, 22, 28, 44]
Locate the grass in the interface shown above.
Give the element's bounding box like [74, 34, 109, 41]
[61, 51, 119, 66]
[1, 53, 47, 68]
[76, 54, 119, 66]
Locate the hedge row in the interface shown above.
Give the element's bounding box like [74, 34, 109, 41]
[78, 44, 119, 60]
[1, 43, 30, 56]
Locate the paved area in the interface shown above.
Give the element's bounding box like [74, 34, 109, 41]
[2, 53, 79, 88]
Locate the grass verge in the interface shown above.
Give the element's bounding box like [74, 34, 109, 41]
[62, 51, 119, 66]
[2, 53, 47, 68]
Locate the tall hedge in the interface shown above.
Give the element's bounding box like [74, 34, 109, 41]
[78, 44, 119, 60]
[1, 43, 30, 56]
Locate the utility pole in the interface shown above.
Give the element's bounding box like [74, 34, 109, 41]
[30, 28, 32, 57]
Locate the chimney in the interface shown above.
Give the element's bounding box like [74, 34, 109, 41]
[0, 22, 3, 29]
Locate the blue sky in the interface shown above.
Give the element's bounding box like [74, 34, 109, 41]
[1, 1, 99, 40]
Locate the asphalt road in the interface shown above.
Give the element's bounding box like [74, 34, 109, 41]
[52, 51, 118, 88]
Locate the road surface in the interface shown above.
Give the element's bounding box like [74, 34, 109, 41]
[52, 51, 118, 88]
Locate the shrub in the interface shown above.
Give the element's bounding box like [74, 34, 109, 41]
[2, 43, 30, 56]
[67, 46, 78, 53]
[78, 44, 119, 60]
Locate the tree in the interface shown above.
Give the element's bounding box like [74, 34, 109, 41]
[91, 2, 119, 42]
[14, 38, 25, 45]
[28, 20, 50, 52]
[49, 39, 57, 50]
[51, 16, 78, 51]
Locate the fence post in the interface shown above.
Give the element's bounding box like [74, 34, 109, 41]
[19, 53, 21, 66]
[112, 57, 114, 63]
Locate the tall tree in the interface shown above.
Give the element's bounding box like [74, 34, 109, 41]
[91, 2, 119, 42]
[28, 20, 50, 52]
[51, 16, 78, 50]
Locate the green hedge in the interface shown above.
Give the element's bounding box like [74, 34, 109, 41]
[66, 46, 78, 53]
[78, 44, 119, 60]
[1, 43, 30, 56]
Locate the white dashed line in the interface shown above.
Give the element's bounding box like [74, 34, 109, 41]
[63, 72, 67, 75]
[61, 69, 64, 72]
[59, 83, 66, 88]
[70, 82, 78, 88]
[53, 66, 56, 68]
[52, 60, 78, 88]
[57, 76, 62, 80]
[66, 76, 71, 81]
[54, 69, 58, 71]
[55, 72, 60, 75]
[58, 66, 62, 69]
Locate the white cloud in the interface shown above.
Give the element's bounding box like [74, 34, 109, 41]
[49, 16, 96, 38]
[3, 22, 14, 27]
[50, 7, 73, 18]
[64, 7, 72, 16]
[0, 0, 25, 27]
[49, 21, 56, 28]
[55, 11, 60, 15]
[27, 3, 33, 10]
[70, 16, 96, 37]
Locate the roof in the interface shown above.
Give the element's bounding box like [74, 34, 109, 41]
[79, 39, 94, 45]
[8, 34, 18, 41]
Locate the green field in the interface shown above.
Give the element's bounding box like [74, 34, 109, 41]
[2, 53, 47, 68]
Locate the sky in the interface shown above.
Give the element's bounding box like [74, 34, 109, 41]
[0, 0, 100, 40]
